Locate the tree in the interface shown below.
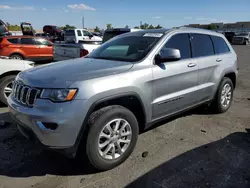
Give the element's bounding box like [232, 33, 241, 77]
[140, 23, 149, 29]
[125, 25, 129, 29]
[208, 24, 217, 30]
[148, 24, 155, 29]
[60, 24, 76, 30]
[154, 24, 163, 29]
[94, 26, 100, 32]
[134, 26, 140, 29]
[106, 24, 112, 30]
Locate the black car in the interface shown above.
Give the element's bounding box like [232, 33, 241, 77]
[0, 20, 11, 36]
[224, 32, 236, 43]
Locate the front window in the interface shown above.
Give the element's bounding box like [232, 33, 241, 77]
[87, 34, 163, 62]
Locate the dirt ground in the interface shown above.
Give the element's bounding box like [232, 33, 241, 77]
[0, 45, 250, 188]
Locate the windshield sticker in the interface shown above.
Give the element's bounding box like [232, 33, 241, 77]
[143, 33, 163, 37]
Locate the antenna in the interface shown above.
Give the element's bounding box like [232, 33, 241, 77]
[82, 16, 85, 29]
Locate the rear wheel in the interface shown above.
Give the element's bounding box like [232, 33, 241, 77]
[10, 54, 23, 60]
[0, 75, 16, 105]
[210, 77, 234, 113]
[84, 105, 139, 171]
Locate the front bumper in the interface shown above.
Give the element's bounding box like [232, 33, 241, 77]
[8, 95, 88, 150]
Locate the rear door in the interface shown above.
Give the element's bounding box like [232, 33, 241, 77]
[35, 38, 53, 59]
[20, 38, 39, 59]
[152, 33, 199, 119]
[190, 33, 217, 102]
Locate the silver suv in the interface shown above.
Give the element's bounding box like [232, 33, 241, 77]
[8, 27, 238, 170]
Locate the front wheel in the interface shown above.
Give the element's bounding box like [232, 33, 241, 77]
[85, 105, 139, 171]
[10, 54, 23, 60]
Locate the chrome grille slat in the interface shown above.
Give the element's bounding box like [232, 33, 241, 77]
[11, 81, 39, 107]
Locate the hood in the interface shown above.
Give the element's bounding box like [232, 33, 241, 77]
[17, 58, 133, 88]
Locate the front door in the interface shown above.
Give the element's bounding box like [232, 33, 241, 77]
[152, 33, 199, 120]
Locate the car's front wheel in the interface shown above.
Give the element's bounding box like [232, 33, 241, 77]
[85, 105, 139, 170]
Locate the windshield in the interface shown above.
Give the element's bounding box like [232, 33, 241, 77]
[88, 34, 163, 62]
[237, 33, 249, 36]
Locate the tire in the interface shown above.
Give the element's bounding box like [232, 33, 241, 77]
[210, 77, 234, 113]
[0, 75, 16, 106]
[10, 54, 23, 60]
[84, 105, 139, 171]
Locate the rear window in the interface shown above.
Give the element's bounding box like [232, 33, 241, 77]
[20, 38, 35, 45]
[190, 34, 214, 58]
[77, 30, 82, 36]
[103, 30, 130, 43]
[211, 36, 230, 54]
[7, 38, 19, 44]
[65, 30, 75, 36]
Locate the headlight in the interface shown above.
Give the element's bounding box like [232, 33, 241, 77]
[40, 89, 77, 102]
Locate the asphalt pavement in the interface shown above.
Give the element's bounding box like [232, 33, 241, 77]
[0, 45, 250, 188]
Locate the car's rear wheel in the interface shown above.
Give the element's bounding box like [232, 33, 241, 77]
[0, 75, 16, 105]
[84, 105, 139, 171]
[210, 77, 234, 113]
[10, 54, 23, 60]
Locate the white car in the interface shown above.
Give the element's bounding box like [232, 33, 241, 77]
[64, 29, 102, 44]
[0, 58, 34, 105]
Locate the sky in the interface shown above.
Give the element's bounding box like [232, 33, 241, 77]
[0, 0, 250, 29]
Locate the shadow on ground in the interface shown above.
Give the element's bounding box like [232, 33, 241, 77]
[126, 130, 250, 188]
[1, 110, 250, 188]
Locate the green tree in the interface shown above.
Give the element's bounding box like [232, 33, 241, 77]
[134, 26, 140, 29]
[140, 23, 149, 29]
[60, 24, 76, 30]
[208, 24, 217, 30]
[148, 24, 155, 29]
[154, 24, 162, 29]
[94, 26, 100, 32]
[125, 25, 129, 29]
[106, 24, 112, 29]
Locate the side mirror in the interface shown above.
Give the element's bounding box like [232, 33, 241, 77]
[155, 48, 181, 64]
[89, 34, 94, 39]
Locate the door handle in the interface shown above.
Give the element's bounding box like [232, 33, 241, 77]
[216, 58, 223, 62]
[187, 63, 197, 67]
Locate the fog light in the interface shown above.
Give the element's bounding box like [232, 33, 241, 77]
[37, 121, 58, 130]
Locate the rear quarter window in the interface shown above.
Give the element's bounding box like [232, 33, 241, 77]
[7, 38, 19, 44]
[190, 33, 214, 58]
[211, 36, 230, 54]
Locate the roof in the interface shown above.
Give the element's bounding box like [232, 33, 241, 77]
[2, 35, 43, 39]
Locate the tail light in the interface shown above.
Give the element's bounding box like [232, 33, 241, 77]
[80, 49, 89, 57]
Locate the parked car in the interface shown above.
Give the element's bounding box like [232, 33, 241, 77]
[43, 25, 63, 42]
[102, 28, 142, 43]
[232, 32, 250, 45]
[0, 19, 11, 37]
[53, 41, 101, 61]
[0, 36, 53, 61]
[8, 28, 238, 171]
[0, 58, 34, 105]
[92, 32, 103, 38]
[224, 31, 236, 43]
[64, 29, 102, 43]
[21, 22, 35, 36]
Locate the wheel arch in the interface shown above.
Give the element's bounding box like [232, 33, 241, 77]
[9, 52, 25, 59]
[73, 92, 147, 156]
[0, 71, 20, 81]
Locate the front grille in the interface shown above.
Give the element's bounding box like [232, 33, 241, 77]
[12, 82, 40, 107]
